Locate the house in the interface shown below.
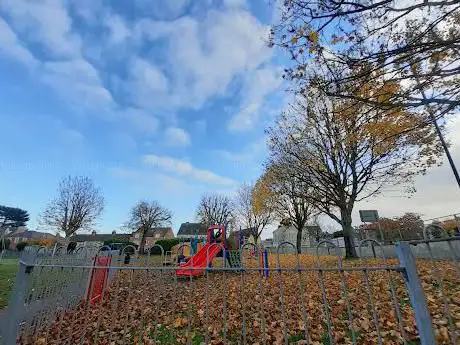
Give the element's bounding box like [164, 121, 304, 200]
[261, 238, 274, 248]
[177, 222, 207, 239]
[233, 228, 257, 247]
[5, 228, 57, 248]
[273, 225, 321, 248]
[70, 230, 131, 248]
[131, 227, 174, 247]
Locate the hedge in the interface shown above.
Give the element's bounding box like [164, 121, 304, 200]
[150, 238, 180, 255]
[16, 241, 28, 252]
[103, 238, 137, 247]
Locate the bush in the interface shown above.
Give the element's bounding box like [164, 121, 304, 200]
[104, 238, 137, 247]
[67, 241, 77, 252]
[0, 238, 11, 250]
[16, 241, 28, 251]
[332, 231, 344, 238]
[150, 238, 180, 255]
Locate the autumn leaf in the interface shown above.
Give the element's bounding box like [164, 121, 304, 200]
[308, 31, 319, 44]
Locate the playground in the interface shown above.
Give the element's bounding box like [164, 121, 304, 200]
[6, 226, 459, 345]
[15, 253, 460, 345]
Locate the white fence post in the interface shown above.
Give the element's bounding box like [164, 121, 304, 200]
[4, 253, 36, 345]
[396, 242, 436, 345]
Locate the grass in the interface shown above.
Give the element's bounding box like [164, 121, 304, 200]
[150, 325, 205, 345]
[0, 258, 19, 309]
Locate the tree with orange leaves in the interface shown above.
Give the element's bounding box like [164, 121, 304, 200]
[267, 87, 443, 258]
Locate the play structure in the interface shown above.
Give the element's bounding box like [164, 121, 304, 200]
[176, 225, 227, 277]
[175, 225, 270, 277]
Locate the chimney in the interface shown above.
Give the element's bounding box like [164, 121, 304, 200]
[91, 230, 96, 236]
[112, 230, 116, 235]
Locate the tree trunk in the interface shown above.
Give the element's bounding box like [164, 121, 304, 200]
[296, 229, 302, 254]
[139, 229, 147, 254]
[341, 210, 357, 258]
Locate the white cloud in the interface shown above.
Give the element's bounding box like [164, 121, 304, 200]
[105, 14, 131, 44]
[228, 66, 283, 131]
[112, 132, 138, 151]
[122, 108, 159, 134]
[0, 18, 38, 67]
[1, 0, 81, 58]
[109, 167, 192, 194]
[165, 127, 191, 147]
[41, 58, 114, 107]
[134, 0, 191, 19]
[223, 0, 247, 8]
[143, 154, 236, 186]
[125, 57, 169, 109]
[217, 137, 266, 163]
[133, 8, 273, 111]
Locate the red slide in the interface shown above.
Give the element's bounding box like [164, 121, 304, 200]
[176, 243, 222, 277]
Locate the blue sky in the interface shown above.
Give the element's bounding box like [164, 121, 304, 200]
[0, 0, 288, 234]
[1, 0, 459, 237]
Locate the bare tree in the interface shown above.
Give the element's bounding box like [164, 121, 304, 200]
[39, 176, 104, 237]
[196, 193, 233, 227]
[127, 200, 172, 254]
[261, 164, 316, 253]
[267, 89, 443, 257]
[234, 182, 274, 243]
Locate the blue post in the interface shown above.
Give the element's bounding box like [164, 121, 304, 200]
[263, 248, 269, 277]
[239, 226, 243, 249]
[396, 242, 436, 345]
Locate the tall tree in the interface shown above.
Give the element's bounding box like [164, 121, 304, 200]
[195, 193, 233, 227]
[267, 89, 443, 257]
[260, 164, 316, 253]
[0, 206, 29, 232]
[272, 1, 460, 186]
[39, 176, 104, 237]
[234, 182, 274, 243]
[127, 200, 172, 254]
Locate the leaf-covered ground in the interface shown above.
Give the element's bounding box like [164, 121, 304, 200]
[19, 255, 460, 344]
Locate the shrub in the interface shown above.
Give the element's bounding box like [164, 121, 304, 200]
[150, 238, 180, 255]
[39, 239, 56, 248]
[67, 241, 77, 252]
[332, 230, 344, 238]
[0, 238, 11, 250]
[16, 241, 28, 251]
[104, 238, 137, 247]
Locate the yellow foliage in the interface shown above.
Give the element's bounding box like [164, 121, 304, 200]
[308, 31, 319, 44]
[252, 173, 275, 215]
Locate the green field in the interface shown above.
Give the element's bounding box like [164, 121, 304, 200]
[0, 258, 19, 309]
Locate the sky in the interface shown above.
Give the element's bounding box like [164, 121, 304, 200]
[0, 0, 459, 238]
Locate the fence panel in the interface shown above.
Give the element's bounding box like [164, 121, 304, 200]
[2, 240, 458, 344]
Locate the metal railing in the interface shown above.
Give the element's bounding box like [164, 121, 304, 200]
[1, 238, 459, 344]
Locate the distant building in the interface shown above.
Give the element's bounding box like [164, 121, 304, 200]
[261, 238, 273, 248]
[5, 228, 56, 248]
[131, 227, 174, 247]
[177, 222, 207, 239]
[70, 227, 175, 248]
[233, 228, 257, 247]
[70, 230, 131, 248]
